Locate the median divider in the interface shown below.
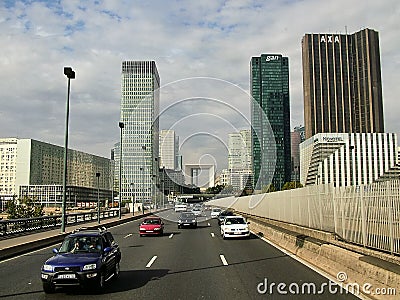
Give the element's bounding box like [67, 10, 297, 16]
[0, 212, 152, 261]
[244, 213, 400, 300]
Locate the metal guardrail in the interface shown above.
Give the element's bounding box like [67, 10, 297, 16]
[0, 210, 119, 237]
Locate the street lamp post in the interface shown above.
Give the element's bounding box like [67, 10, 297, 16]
[96, 172, 101, 224]
[118, 122, 124, 219]
[141, 145, 146, 215]
[130, 182, 134, 216]
[61, 66, 75, 233]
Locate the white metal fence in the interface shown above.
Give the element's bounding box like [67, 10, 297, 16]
[208, 179, 400, 255]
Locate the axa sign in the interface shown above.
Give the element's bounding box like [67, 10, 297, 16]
[320, 35, 340, 43]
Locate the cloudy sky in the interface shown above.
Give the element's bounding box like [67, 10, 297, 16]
[0, 0, 399, 174]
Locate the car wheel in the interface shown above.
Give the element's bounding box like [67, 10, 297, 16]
[159, 230, 164, 236]
[178, 225, 180, 229]
[223, 233, 227, 240]
[114, 262, 120, 279]
[43, 282, 55, 294]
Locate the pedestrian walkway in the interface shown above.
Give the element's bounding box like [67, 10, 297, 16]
[0, 211, 149, 261]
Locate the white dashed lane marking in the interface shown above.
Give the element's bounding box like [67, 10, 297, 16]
[146, 256, 158, 268]
[210, 233, 215, 238]
[124, 234, 133, 238]
[169, 234, 174, 239]
[220, 254, 228, 266]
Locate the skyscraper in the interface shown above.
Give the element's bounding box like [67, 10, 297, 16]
[228, 129, 252, 170]
[159, 129, 179, 170]
[251, 54, 291, 190]
[302, 28, 384, 139]
[120, 61, 160, 204]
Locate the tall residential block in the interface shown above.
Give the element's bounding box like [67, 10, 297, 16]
[120, 61, 160, 203]
[251, 54, 291, 190]
[302, 28, 384, 139]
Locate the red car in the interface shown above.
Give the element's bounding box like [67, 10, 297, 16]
[139, 217, 164, 237]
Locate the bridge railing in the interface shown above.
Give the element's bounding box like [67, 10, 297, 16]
[0, 210, 119, 237]
[208, 179, 400, 255]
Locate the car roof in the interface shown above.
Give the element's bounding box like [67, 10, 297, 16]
[225, 215, 244, 219]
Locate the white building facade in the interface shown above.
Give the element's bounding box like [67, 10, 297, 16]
[120, 61, 160, 204]
[159, 130, 179, 170]
[300, 133, 398, 187]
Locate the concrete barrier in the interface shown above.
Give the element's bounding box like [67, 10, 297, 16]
[248, 216, 400, 300]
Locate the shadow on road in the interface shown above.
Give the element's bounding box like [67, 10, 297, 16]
[106, 269, 169, 293]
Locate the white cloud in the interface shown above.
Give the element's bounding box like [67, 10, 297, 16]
[0, 0, 398, 167]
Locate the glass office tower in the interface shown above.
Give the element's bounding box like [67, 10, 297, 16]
[251, 54, 291, 190]
[120, 61, 160, 204]
[302, 28, 384, 139]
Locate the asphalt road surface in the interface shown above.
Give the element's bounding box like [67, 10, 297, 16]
[0, 209, 359, 299]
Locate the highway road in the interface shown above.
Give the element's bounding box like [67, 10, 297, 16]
[0, 209, 359, 299]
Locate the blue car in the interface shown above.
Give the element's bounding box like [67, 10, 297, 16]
[41, 227, 121, 293]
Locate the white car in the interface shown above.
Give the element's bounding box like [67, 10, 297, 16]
[192, 207, 202, 216]
[220, 216, 250, 239]
[174, 203, 187, 212]
[210, 208, 222, 218]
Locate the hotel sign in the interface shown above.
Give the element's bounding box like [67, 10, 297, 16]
[322, 136, 344, 142]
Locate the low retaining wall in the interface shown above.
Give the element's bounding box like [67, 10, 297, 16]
[247, 216, 400, 300]
[0, 213, 151, 261]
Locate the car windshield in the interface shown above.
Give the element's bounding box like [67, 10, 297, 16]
[225, 218, 246, 225]
[143, 218, 161, 225]
[59, 236, 102, 253]
[180, 213, 195, 218]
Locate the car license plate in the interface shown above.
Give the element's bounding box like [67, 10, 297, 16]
[58, 274, 76, 279]
[146, 230, 153, 233]
[234, 232, 242, 235]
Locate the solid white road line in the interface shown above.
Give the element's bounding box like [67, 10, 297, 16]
[219, 254, 228, 266]
[169, 234, 174, 239]
[124, 233, 133, 238]
[146, 256, 158, 268]
[210, 233, 215, 238]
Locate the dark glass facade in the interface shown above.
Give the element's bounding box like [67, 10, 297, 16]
[251, 54, 291, 190]
[302, 28, 384, 139]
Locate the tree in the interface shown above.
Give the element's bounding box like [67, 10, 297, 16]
[282, 181, 303, 190]
[205, 184, 225, 194]
[262, 184, 276, 193]
[5, 196, 44, 219]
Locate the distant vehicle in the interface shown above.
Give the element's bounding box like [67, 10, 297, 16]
[218, 210, 235, 225]
[220, 216, 250, 239]
[178, 212, 197, 228]
[174, 203, 187, 212]
[211, 207, 222, 218]
[191, 207, 202, 216]
[41, 227, 121, 293]
[139, 217, 164, 236]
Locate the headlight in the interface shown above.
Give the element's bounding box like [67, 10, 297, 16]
[154, 227, 160, 230]
[192, 219, 196, 222]
[43, 264, 53, 272]
[178, 220, 182, 223]
[83, 263, 97, 271]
